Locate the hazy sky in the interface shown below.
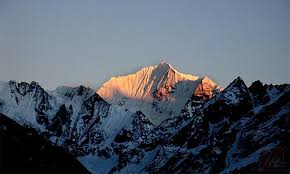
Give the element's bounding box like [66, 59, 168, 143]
[0, 0, 289, 90]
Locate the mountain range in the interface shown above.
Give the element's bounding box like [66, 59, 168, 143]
[0, 62, 289, 173]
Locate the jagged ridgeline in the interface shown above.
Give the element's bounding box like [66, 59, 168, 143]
[97, 61, 222, 125]
[0, 62, 289, 173]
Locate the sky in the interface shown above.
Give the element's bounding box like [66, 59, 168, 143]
[0, 0, 289, 90]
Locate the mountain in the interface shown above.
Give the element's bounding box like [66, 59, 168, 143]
[0, 81, 54, 130]
[143, 78, 290, 173]
[0, 113, 89, 173]
[97, 61, 221, 125]
[0, 63, 289, 174]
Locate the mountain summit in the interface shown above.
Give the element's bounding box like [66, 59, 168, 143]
[97, 62, 221, 125]
[1, 64, 289, 174]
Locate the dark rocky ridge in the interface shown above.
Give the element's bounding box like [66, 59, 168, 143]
[0, 77, 289, 173]
[0, 113, 90, 173]
[142, 78, 290, 173]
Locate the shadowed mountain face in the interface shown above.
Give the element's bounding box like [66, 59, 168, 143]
[0, 63, 289, 173]
[97, 62, 221, 125]
[0, 113, 90, 173]
[143, 78, 290, 174]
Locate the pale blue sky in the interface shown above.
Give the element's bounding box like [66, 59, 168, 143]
[0, 0, 289, 90]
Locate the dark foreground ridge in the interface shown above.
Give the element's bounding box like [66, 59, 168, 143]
[0, 113, 90, 173]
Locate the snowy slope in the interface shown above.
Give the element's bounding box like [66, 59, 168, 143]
[0, 80, 142, 157]
[80, 77, 290, 174]
[143, 78, 290, 174]
[0, 81, 106, 134]
[97, 61, 221, 125]
[0, 81, 57, 130]
[1, 70, 289, 174]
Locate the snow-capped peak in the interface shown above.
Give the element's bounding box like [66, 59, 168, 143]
[153, 61, 199, 81]
[97, 62, 221, 125]
[155, 60, 175, 72]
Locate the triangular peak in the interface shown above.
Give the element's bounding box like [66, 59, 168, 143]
[201, 76, 222, 90]
[155, 60, 173, 72]
[97, 62, 221, 125]
[226, 76, 247, 90]
[160, 60, 169, 65]
[153, 62, 199, 81]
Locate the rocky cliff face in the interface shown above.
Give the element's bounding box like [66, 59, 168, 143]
[0, 81, 54, 128]
[80, 77, 289, 174]
[1, 74, 289, 173]
[0, 81, 112, 156]
[97, 62, 221, 125]
[142, 78, 290, 174]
